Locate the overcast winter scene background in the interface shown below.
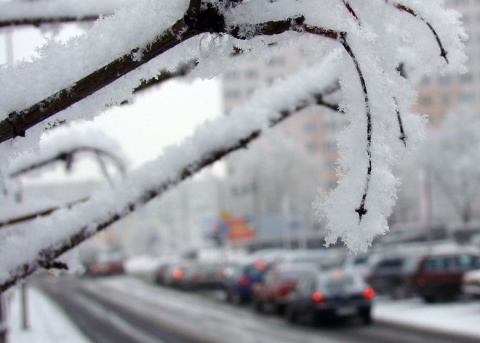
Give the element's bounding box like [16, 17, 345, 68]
[2, 0, 480, 342]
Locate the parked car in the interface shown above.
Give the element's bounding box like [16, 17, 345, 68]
[285, 249, 346, 270]
[154, 261, 176, 285]
[285, 269, 375, 325]
[366, 253, 422, 298]
[252, 262, 317, 314]
[462, 267, 480, 297]
[180, 261, 226, 290]
[223, 257, 279, 304]
[163, 262, 190, 288]
[86, 260, 125, 277]
[413, 253, 480, 302]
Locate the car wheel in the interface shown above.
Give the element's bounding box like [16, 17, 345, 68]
[232, 292, 244, 305]
[274, 303, 285, 315]
[254, 299, 264, 313]
[286, 306, 297, 324]
[361, 311, 373, 325]
[422, 295, 436, 303]
[225, 290, 233, 303]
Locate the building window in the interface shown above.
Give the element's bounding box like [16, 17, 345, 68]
[324, 141, 336, 151]
[324, 122, 336, 131]
[459, 92, 475, 102]
[327, 161, 337, 171]
[420, 76, 431, 86]
[441, 94, 451, 105]
[419, 95, 433, 106]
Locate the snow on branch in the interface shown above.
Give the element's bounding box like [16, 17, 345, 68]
[0, 55, 342, 292]
[8, 128, 128, 179]
[0, 0, 345, 149]
[0, 0, 133, 28]
[0, 0, 467, 284]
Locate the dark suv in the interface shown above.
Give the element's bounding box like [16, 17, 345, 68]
[366, 253, 421, 298]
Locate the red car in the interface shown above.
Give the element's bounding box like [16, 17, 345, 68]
[252, 262, 316, 314]
[413, 253, 480, 302]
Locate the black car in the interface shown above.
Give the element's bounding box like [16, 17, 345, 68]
[286, 269, 374, 325]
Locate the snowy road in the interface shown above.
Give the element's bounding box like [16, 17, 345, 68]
[36, 275, 479, 343]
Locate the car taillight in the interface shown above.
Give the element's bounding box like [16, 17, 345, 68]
[240, 275, 250, 286]
[363, 288, 375, 300]
[172, 269, 183, 279]
[255, 260, 266, 270]
[312, 291, 324, 303]
[278, 285, 290, 297]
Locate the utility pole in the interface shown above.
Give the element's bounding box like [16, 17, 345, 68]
[0, 31, 16, 343]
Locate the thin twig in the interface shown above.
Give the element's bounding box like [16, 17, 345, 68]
[339, 33, 372, 221]
[390, 1, 449, 63]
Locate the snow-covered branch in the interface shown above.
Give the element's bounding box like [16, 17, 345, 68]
[0, 1, 343, 146]
[0, 0, 467, 287]
[0, 0, 132, 28]
[0, 56, 341, 292]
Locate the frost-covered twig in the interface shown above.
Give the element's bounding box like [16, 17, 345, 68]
[0, 0, 132, 28]
[337, 31, 372, 221]
[0, 197, 88, 229]
[9, 146, 125, 178]
[389, 0, 449, 63]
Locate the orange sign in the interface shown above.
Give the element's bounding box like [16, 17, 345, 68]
[227, 218, 255, 240]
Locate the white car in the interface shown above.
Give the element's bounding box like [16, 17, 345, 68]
[462, 269, 480, 297]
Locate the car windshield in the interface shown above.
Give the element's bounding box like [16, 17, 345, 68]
[318, 273, 363, 293]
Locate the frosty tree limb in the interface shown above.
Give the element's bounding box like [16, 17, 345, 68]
[0, 15, 99, 28]
[0, 0, 132, 28]
[0, 0, 467, 284]
[0, 197, 88, 229]
[0, 57, 342, 292]
[0, 1, 342, 145]
[0, 1, 451, 147]
[388, 1, 449, 63]
[9, 146, 126, 178]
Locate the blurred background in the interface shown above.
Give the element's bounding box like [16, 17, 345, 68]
[2, 1, 480, 343]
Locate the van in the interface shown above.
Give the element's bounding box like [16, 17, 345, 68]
[414, 253, 480, 302]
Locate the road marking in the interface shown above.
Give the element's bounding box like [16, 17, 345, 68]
[70, 293, 165, 343]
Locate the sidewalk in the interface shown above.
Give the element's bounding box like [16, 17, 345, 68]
[6, 285, 91, 343]
[373, 297, 480, 340]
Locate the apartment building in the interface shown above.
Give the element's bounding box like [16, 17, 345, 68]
[416, 0, 479, 126]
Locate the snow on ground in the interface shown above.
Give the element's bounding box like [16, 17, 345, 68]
[5, 275, 480, 342]
[6, 286, 92, 343]
[373, 297, 480, 340]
